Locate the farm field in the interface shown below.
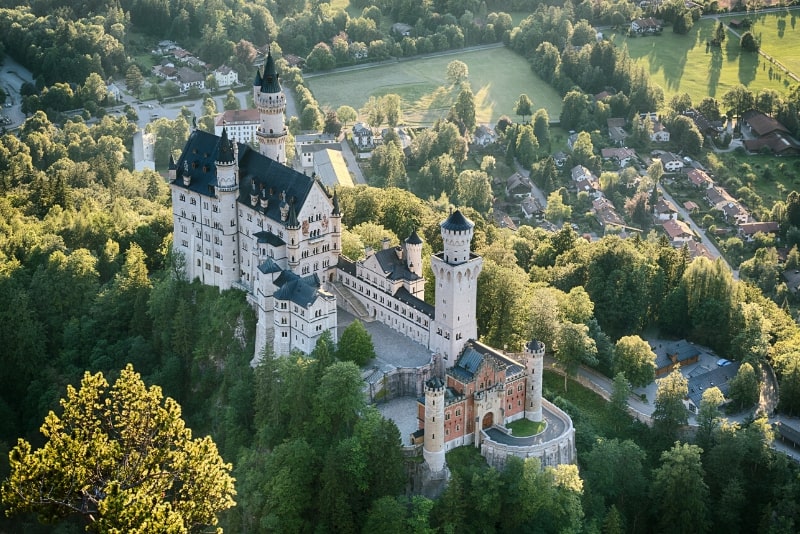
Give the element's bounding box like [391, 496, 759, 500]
[611, 12, 800, 104]
[306, 46, 563, 127]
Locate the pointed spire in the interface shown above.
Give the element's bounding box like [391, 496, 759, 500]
[406, 229, 423, 245]
[331, 190, 341, 216]
[261, 45, 281, 93]
[168, 153, 177, 170]
[287, 199, 299, 228]
[216, 127, 235, 164]
[253, 67, 262, 87]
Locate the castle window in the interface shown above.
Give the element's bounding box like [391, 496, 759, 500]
[231, 220, 235, 227]
[456, 409, 461, 417]
[196, 244, 201, 252]
[181, 240, 188, 247]
[445, 429, 449, 436]
[190, 198, 196, 205]
[281, 331, 287, 337]
[456, 332, 462, 340]
[508, 389, 513, 396]
[192, 215, 196, 222]
[212, 205, 219, 213]
[203, 202, 209, 210]
[205, 263, 211, 270]
[179, 194, 185, 201]
[445, 412, 450, 420]
[181, 210, 187, 218]
[181, 225, 187, 233]
[518, 384, 523, 392]
[456, 425, 460, 431]
[518, 400, 522, 406]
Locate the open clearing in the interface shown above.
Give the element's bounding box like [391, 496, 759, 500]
[306, 46, 563, 127]
[611, 12, 800, 103]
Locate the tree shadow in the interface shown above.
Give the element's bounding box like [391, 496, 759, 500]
[708, 48, 723, 97]
[739, 52, 759, 86]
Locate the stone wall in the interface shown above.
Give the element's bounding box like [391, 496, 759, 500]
[367, 364, 434, 403]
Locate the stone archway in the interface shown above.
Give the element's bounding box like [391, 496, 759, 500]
[482, 412, 494, 429]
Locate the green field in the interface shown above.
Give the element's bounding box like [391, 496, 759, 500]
[306, 47, 563, 127]
[611, 12, 800, 103]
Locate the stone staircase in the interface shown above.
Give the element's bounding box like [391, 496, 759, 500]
[328, 280, 373, 322]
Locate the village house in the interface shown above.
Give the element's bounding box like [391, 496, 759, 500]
[651, 119, 670, 142]
[352, 122, 377, 149]
[658, 152, 684, 173]
[506, 172, 534, 198]
[214, 65, 239, 87]
[607, 117, 628, 146]
[631, 17, 662, 34]
[214, 109, 260, 144]
[738, 221, 780, 241]
[654, 198, 679, 221]
[684, 240, 715, 261]
[600, 147, 636, 167]
[662, 219, 694, 244]
[592, 197, 626, 231]
[687, 168, 714, 189]
[521, 196, 543, 219]
[741, 110, 800, 155]
[176, 67, 205, 93]
[473, 125, 496, 147]
[652, 340, 700, 377]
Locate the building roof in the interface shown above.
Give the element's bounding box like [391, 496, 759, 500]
[394, 286, 435, 318]
[687, 168, 713, 187]
[654, 198, 678, 216]
[176, 67, 203, 83]
[215, 108, 260, 126]
[314, 148, 353, 188]
[743, 131, 800, 155]
[687, 362, 740, 407]
[441, 210, 474, 232]
[684, 240, 715, 261]
[273, 271, 321, 308]
[742, 109, 790, 137]
[174, 130, 328, 225]
[662, 219, 693, 240]
[406, 230, 423, 245]
[372, 246, 422, 282]
[652, 339, 699, 370]
[449, 340, 524, 383]
[257, 257, 283, 274]
[739, 221, 780, 236]
[607, 117, 626, 128]
[259, 49, 281, 93]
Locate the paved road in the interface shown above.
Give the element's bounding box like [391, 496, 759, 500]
[657, 184, 736, 276]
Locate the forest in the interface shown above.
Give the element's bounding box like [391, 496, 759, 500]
[3, 0, 800, 532]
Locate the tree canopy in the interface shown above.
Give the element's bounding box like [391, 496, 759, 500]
[2, 365, 236, 533]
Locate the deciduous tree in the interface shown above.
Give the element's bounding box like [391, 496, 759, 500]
[613, 335, 656, 387]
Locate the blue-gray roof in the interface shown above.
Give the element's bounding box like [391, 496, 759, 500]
[260, 50, 281, 93]
[406, 230, 423, 245]
[448, 340, 524, 384]
[257, 257, 282, 274]
[374, 247, 421, 282]
[273, 270, 321, 308]
[687, 362, 740, 406]
[394, 287, 434, 318]
[174, 130, 326, 225]
[441, 210, 474, 232]
[254, 230, 285, 247]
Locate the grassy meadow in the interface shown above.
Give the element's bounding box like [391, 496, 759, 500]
[611, 11, 800, 103]
[306, 46, 563, 127]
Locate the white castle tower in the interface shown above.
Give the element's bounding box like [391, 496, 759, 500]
[524, 339, 545, 422]
[405, 229, 423, 278]
[430, 210, 483, 366]
[423, 376, 447, 473]
[254, 48, 287, 163]
[213, 128, 240, 289]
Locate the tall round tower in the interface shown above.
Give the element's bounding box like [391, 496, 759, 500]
[405, 229, 423, 277]
[214, 128, 239, 290]
[255, 48, 287, 164]
[423, 376, 447, 473]
[524, 339, 545, 422]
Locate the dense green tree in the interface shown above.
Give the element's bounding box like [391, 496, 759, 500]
[446, 60, 469, 85]
[337, 105, 357, 128]
[545, 190, 572, 223]
[337, 320, 377, 366]
[124, 65, 144, 98]
[653, 369, 689, 440]
[383, 94, 403, 128]
[728, 362, 760, 411]
[583, 438, 647, 524]
[454, 169, 492, 212]
[740, 31, 759, 52]
[651, 442, 710, 534]
[453, 87, 476, 133]
[223, 90, 240, 111]
[554, 321, 598, 390]
[514, 93, 533, 122]
[613, 335, 656, 387]
[2, 365, 236, 532]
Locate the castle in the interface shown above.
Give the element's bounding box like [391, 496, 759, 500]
[169, 49, 575, 475]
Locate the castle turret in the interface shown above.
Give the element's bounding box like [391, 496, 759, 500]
[215, 128, 237, 191]
[168, 153, 177, 182]
[429, 210, 483, 366]
[405, 229, 423, 277]
[524, 339, 545, 422]
[423, 376, 447, 473]
[255, 48, 287, 164]
[286, 200, 301, 270]
[330, 190, 342, 257]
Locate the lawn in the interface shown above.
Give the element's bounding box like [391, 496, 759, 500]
[507, 418, 546, 436]
[611, 12, 800, 104]
[306, 47, 563, 127]
[741, 10, 800, 77]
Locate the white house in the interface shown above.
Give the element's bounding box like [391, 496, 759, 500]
[658, 152, 684, 173]
[214, 65, 239, 87]
[214, 109, 260, 144]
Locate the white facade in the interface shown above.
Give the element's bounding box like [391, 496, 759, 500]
[215, 109, 260, 145]
[254, 50, 287, 164]
[214, 65, 239, 87]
